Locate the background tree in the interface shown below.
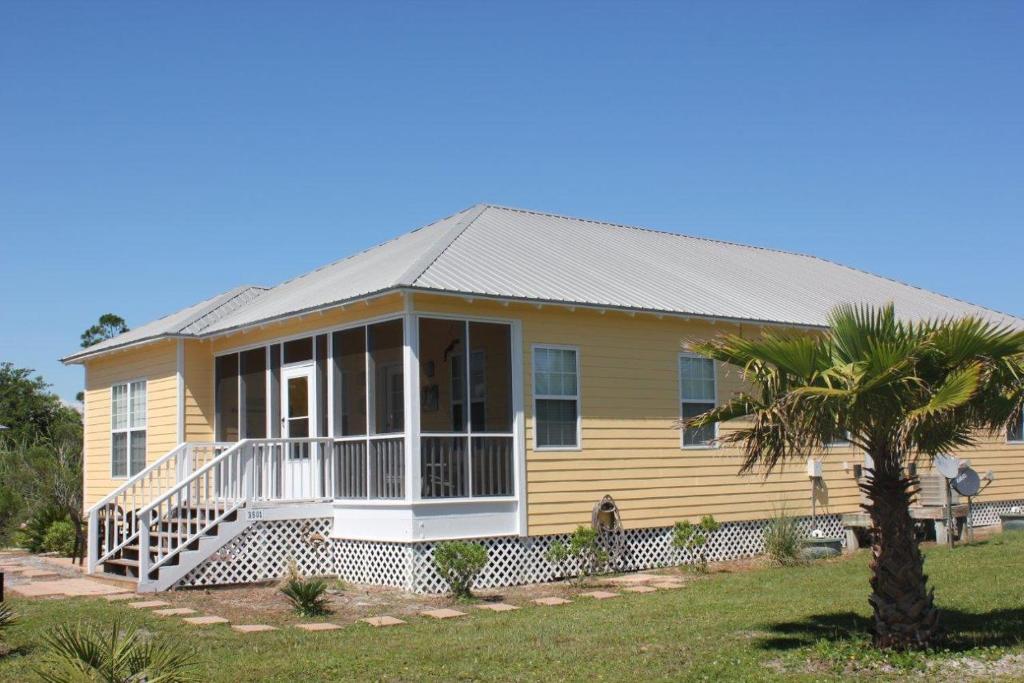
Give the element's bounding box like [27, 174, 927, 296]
[79, 313, 128, 348]
[684, 304, 1024, 650]
[0, 364, 83, 548]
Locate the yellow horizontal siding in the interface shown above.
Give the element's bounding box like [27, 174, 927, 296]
[413, 293, 1024, 536]
[82, 339, 178, 509]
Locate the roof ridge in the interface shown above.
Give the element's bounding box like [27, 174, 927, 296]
[402, 204, 489, 285]
[177, 285, 269, 334]
[481, 204, 1022, 323]
[261, 205, 484, 294]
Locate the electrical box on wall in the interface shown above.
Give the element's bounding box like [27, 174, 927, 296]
[806, 458, 823, 478]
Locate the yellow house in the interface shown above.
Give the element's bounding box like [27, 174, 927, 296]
[63, 204, 1024, 593]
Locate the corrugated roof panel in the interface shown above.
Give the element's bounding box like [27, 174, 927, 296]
[415, 206, 1022, 328]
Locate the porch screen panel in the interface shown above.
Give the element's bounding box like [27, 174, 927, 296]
[215, 353, 240, 442]
[239, 348, 267, 439]
[418, 318, 467, 433]
[332, 328, 367, 437]
[368, 320, 404, 435]
[315, 334, 328, 437]
[468, 322, 512, 433]
[269, 344, 281, 438]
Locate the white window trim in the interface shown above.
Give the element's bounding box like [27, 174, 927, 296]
[532, 344, 582, 452]
[679, 352, 718, 450]
[1009, 414, 1024, 444]
[110, 378, 147, 479]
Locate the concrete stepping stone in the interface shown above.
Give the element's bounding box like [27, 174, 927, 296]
[361, 616, 406, 627]
[533, 597, 571, 606]
[232, 624, 278, 633]
[650, 581, 684, 589]
[476, 602, 519, 612]
[127, 600, 171, 609]
[183, 615, 230, 626]
[104, 593, 139, 601]
[580, 590, 620, 599]
[421, 608, 467, 620]
[153, 607, 198, 617]
[606, 573, 661, 586]
[8, 583, 65, 598]
[622, 585, 658, 594]
[295, 622, 343, 632]
[20, 569, 59, 578]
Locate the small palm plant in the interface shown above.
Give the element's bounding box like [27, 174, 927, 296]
[682, 303, 1024, 650]
[280, 577, 330, 617]
[0, 601, 14, 631]
[37, 621, 197, 682]
[672, 515, 720, 572]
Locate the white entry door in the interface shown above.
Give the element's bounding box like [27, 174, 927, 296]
[282, 364, 316, 499]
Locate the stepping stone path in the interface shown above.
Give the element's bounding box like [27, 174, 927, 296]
[622, 586, 658, 594]
[361, 616, 406, 627]
[153, 608, 198, 617]
[104, 593, 138, 601]
[20, 569, 58, 578]
[232, 625, 278, 633]
[128, 600, 170, 609]
[183, 615, 230, 626]
[421, 608, 467, 620]
[476, 603, 519, 612]
[606, 573, 662, 586]
[296, 623, 343, 632]
[533, 597, 571, 606]
[580, 591, 620, 600]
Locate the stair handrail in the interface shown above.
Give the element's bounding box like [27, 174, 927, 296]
[134, 438, 333, 585]
[85, 441, 230, 572]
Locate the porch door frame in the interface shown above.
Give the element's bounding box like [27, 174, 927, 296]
[281, 361, 317, 498]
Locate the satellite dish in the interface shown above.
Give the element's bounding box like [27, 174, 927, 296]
[952, 467, 981, 497]
[934, 455, 959, 479]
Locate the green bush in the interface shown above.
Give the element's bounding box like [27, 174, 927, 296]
[42, 519, 77, 557]
[433, 541, 489, 599]
[546, 526, 609, 582]
[0, 601, 14, 634]
[38, 620, 197, 682]
[280, 577, 330, 617]
[763, 508, 805, 566]
[672, 515, 720, 573]
[14, 506, 68, 553]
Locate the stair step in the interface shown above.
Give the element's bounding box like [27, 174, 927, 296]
[104, 557, 140, 569]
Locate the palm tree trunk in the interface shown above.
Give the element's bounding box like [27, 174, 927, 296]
[861, 459, 940, 649]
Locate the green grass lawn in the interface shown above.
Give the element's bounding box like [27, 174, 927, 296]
[2, 533, 1024, 682]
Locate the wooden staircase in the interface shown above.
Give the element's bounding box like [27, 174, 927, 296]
[98, 506, 241, 583]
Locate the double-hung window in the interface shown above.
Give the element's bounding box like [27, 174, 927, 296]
[679, 354, 716, 448]
[111, 380, 147, 477]
[1010, 414, 1024, 443]
[534, 346, 580, 449]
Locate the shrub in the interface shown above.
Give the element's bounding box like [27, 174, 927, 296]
[433, 541, 489, 599]
[764, 508, 804, 566]
[42, 519, 77, 557]
[14, 506, 68, 553]
[280, 577, 330, 617]
[672, 515, 720, 573]
[546, 526, 609, 583]
[38, 620, 197, 682]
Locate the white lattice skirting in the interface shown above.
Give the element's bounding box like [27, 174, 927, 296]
[175, 499, 1024, 593]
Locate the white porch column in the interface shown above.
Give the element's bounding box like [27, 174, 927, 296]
[403, 295, 420, 501]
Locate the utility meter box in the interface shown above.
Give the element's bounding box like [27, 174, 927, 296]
[806, 458, 823, 478]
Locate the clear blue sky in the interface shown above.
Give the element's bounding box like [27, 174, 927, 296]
[2, 2, 1022, 403]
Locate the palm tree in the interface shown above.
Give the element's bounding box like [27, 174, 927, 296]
[683, 304, 1024, 650]
[38, 621, 198, 683]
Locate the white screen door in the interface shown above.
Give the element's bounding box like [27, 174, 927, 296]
[282, 364, 316, 499]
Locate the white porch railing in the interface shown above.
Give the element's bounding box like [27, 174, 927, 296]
[136, 438, 335, 582]
[86, 442, 230, 573]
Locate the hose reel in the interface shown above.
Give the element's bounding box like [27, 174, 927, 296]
[591, 494, 626, 562]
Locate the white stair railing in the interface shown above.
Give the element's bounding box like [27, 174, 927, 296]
[136, 438, 333, 585]
[86, 442, 230, 573]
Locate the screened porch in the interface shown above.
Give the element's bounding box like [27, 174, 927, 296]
[212, 314, 520, 505]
